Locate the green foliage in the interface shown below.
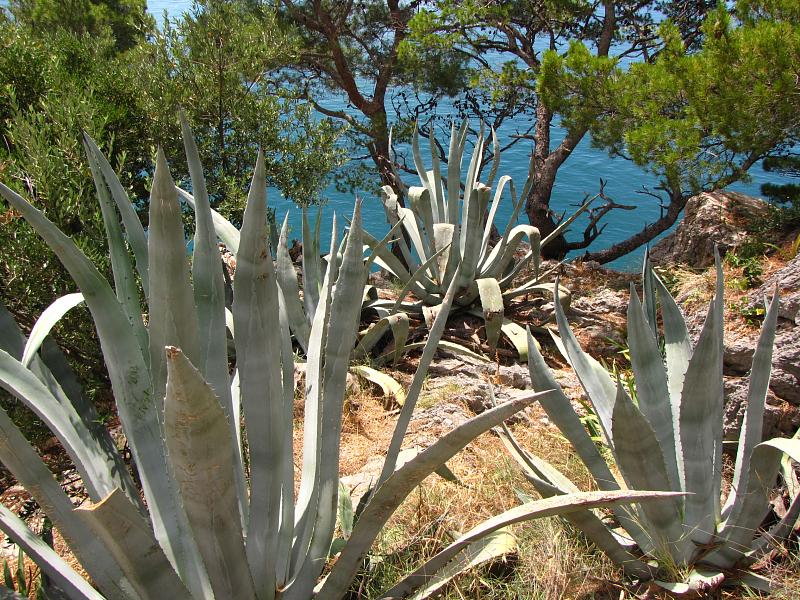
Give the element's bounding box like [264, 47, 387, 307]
[506, 251, 800, 591]
[591, 3, 800, 196]
[132, 0, 345, 224]
[8, 0, 153, 52]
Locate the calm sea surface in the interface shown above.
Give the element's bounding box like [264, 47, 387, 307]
[108, 4, 800, 267]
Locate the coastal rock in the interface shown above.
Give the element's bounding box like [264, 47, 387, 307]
[650, 191, 769, 268]
[747, 254, 800, 325]
[722, 377, 796, 441]
[769, 327, 800, 405]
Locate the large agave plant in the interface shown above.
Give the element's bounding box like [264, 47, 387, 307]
[501, 251, 800, 592]
[0, 118, 673, 599]
[365, 122, 588, 358]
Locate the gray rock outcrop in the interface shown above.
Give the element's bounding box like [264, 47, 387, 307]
[650, 191, 769, 268]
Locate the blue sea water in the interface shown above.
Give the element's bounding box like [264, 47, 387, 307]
[146, 2, 794, 269]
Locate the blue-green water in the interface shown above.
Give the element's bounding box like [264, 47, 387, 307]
[156, 4, 800, 268]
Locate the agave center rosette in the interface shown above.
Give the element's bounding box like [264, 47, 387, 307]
[364, 121, 589, 359]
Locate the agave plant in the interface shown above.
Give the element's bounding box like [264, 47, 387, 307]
[0, 117, 675, 599]
[500, 251, 800, 592]
[365, 122, 588, 358]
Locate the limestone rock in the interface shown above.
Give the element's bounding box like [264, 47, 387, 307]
[723, 377, 799, 441]
[747, 254, 800, 325]
[650, 191, 769, 268]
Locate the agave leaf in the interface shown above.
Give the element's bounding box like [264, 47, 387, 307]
[641, 249, 658, 338]
[446, 121, 467, 223]
[378, 264, 464, 487]
[148, 148, 200, 407]
[355, 313, 409, 365]
[176, 187, 241, 255]
[553, 280, 616, 444]
[232, 156, 285, 598]
[459, 124, 484, 242]
[0, 349, 138, 504]
[612, 381, 686, 556]
[480, 224, 540, 281]
[428, 128, 445, 222]
[277, 214, 312, 353]
[500, 437, 651, 579]
[77, 488, 192, 600]
[456, 185, 488, 288]
[0, 407, 135, 600]
[678, 256, 724, 548]
[301, 208, 323, 317]
[337, 481, 354, 540]
[653, 568, 725, 594]
[403, 529, 517, 600]
[711, 438, 800, 566]
[84, 139, 148, 359]
[627, 284, 679, 490]
[479, 175, 514, 260]
[0, 506, 104, 600]
[181, 115, 233, 407]
[390, 246, 449, 311]
[380, 187, 416, 271]
[381, 489, 680, 599]
[20, 294, 85, 368]
[0, 182, 209, 596]
[477, 278, 504, 350]
[433, 223, 459, 291]
[408, 187, 437, 268]
[525, 329, 618, 491]
[290, 217, 338, 580]
[722, 290, 780, 522]
[652, 271, 692, 427]
[351, 365, 405, 408]
[82, 132, 149, 296]
[293, 203, 369, 594]
[499, 319, 530, 361]
[163, 347, 256, 599]
[319, 389, 554, 600]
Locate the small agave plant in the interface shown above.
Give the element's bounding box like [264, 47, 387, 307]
[365, 122, 588, 359]
[500, 251, 800, 592]
[0, 116, 672, 599]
